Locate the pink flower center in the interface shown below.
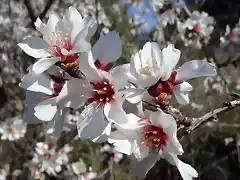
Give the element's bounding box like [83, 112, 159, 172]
[49, 75, 65, 98]
[193, 24, 200, 33]
[91, 79, 115, 105]
[148, 71, 181, 97]
[147, 71, 182, 106]
[95, 60, 113, 72]
[140, 124, 168, 152]
[50, 32, 79, 64]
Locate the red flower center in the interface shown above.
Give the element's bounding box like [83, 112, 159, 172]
[51, 36, 79, 64]
[49, 75, 65, 98]
[95, 60, 113, 72]
[148, 71, 181, 97]
[140, 124, 168, 152]
[147, 71, 182, 106]
[193, 24, 200, 33]
[92, 79, 115, 105]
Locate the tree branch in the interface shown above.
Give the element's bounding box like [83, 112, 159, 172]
[180, 99, 240, 140]
[24, 0, 55, 29]
[24, 0, 36, 28]
[39, 0, 55, 20]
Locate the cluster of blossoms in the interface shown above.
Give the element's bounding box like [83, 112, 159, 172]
[17, 6, 217, 180]
[220, 18, 240, 49]
[0, 116, 26, 141]
[177, 11, 214, 49]
[125, 0, 216, 49]
[24, 141, 97, 179]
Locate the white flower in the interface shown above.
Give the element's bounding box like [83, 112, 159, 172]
[108, 109, 197, 179]
[108, 109, 183, 160]
[18, 6, 96, 74]
[71, 159, 97, 180]
[220, 24, 240, 48]
[58, 50, 128, 142]
[92, 30, 122, 71]
[132, 152, 198, 180]
[24, 161, 45, 180]
[0, 117, 26, 141]
[124, 43, 217, 105]
[100, 144, 123, 163]
[150, 0, 185, 27]
[177, 11, 214, 48]
[20, 66, 69, 137]
[33, 142, 62, 177]
[55, 144, 73, 165]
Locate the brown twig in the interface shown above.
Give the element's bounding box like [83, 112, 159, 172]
[24, 0, 36, 28]
[179, 99, 240, 141]
[24, 0, 55, 29]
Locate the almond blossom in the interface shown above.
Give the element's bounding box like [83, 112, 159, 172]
[177, 11, 214, 49]
[220, 23, 240, 48]
[20, 66, 70, 137]
[33, 142, 61, 177]
[71, 159, 97, 180]
[124, 42, 217, 106]
[150, 0, 185, 27]
[18, 6, 96, 74]
[59, 50, 128, 142]
[0, 117, 26, 141]
[108, 109, 197, 179]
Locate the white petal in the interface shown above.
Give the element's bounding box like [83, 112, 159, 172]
[71, 38, 91, 53]
[78, 51, 102, 82]
[34, 98, 57, 121]
[18, 37, 50, 58]
[46, 108, 66, 138]
[92, 30, 122, 64]
[71, 160, 86, 175]
[92, 122, 112, 142]
[19, 71, 52, 95]
[32, 57, 59, 74]
[176, 60, 217, 82]
[150, 109, 176, 129]
[87, 172, 97, 179]
[35, 13, 59, 39]
[66, 7, 84, 42]
[161, 44, 181, 81]
[141, 42, 152, 66]
[174, 82, 193, 105]
[110, 64, 129, 90]
[104, 99, 128, 124]
[125, 88, 146, 104]
[132, 138, 150, 160]
[115, 113, 141, 137]
[108, 130, 133, 155]
[57, 78, 90, 108]
[77, 104, 107, 141]
[131, 153, 159, 179]
[164, 153, 198, 180]
[23, 91, 42, 124]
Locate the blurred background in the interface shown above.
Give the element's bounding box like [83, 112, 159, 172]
[0, 0, 240, 179]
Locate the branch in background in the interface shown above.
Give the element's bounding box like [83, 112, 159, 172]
[143, 99, 240, 141]
[24, 0, 36, 28]
[39, 0, 55, 20]
[24, 0, 55, 29]
[180, 99, 240, 141]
